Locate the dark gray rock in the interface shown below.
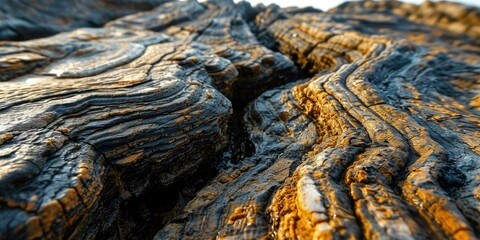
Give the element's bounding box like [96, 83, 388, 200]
[0, 0, 171, 40]
[0, 27, 233, 239]
[1, 1, 480, 239]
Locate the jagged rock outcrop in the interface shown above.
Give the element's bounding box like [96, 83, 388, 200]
[1, 0, 479, 239]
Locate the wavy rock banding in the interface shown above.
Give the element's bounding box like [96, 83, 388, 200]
[0, 0, 172, 40]
[0, 28, 235, 238]
[0, 0, 479, 239]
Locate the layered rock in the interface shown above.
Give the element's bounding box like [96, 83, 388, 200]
[331, 0, 480, 38]
[0, 0, 173, 40]
[0, 27, 236, 238]
[156, 82, 318, 239]
[106, 0, 299, 103]
[157, 1, 480, 239]
[1, 0, 480, 239]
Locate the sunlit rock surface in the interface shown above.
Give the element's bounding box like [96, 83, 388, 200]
[0, 28, 235, 238]
[0, 0, 479, 239]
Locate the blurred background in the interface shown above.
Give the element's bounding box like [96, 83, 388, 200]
[234, 0, 480, 11]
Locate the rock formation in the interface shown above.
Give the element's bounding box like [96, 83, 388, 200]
[0, 0, 479, 239]
[0, 0, 171, 40]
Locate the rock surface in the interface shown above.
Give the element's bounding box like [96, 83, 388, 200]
[0, 0, 171, 40]
[1, 0, 480, 239]
[107, 0, 298, 103]
[0, 28, 235, 239]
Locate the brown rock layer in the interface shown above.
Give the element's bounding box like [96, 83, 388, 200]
[0, 0, 479, 239]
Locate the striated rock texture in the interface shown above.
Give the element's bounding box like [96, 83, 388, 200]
[0, 27, 236, 239]
[157, 1, 480, 239]
[0, 0, 172, 40]
[0, 0, 480, 239]
[106, 0, 298, 103]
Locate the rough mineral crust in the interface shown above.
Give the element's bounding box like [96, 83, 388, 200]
[1, 0, 480, 240]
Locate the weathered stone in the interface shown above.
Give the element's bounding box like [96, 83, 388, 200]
[106, 0, 299, 103]
[157, 1, 480, 239]
[1, 0, 480, 239]
[156, 82, 318, 239]
[259, 3, 480, 240]
[0, 27, 235, 239]
[0, 0, 171, 40]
